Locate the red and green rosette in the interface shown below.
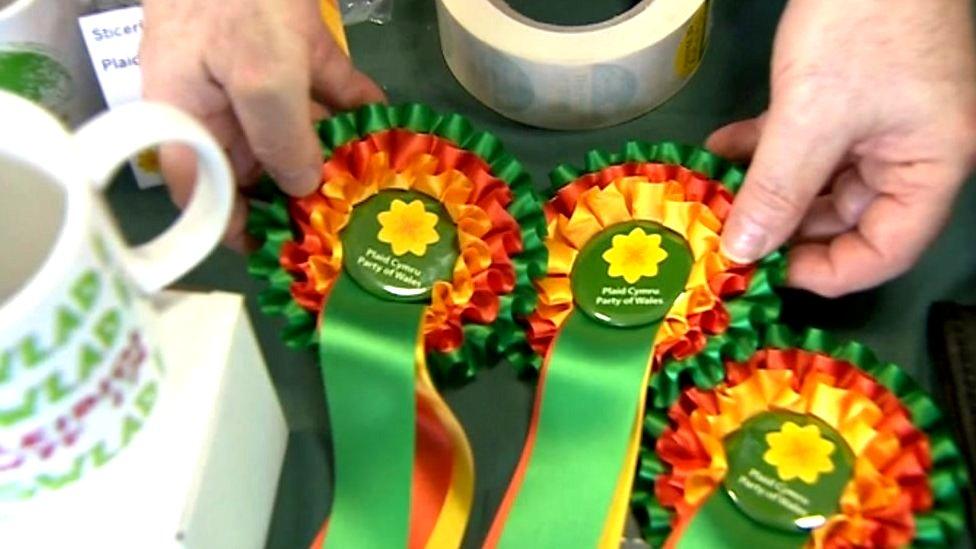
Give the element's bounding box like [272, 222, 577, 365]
[246, 103, 547, 548]
[634, 324, 969, 548]
[486, 142, 786, 548]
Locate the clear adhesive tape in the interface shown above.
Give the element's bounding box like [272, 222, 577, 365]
[436, 0, 711, 130]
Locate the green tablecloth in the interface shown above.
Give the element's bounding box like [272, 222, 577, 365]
[107, 0, 976, 546]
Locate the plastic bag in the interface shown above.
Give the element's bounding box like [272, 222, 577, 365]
[339, 0, 394, 26]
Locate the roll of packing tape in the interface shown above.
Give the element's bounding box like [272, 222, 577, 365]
[436, 0, 711, 130]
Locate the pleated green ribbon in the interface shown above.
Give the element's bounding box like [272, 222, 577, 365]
[318, 275, 421, 548]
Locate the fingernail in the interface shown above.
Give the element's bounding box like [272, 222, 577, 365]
[721, 219, 767, 264]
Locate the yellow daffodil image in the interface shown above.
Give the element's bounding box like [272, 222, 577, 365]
[377, 199, 440, 257]
[763, 422, 836, 484]
[136, 148, 161, 174]
[601, 227, 669, 284]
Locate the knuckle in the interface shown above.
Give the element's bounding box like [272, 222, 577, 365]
[227, 63, 295, 99]
[746, 170, 807, 221]
[772, 65, 848, 127]
[884, 250, 916, 277]
[249, 138, 290, 165]
[812, 282, 845, 299]
[227, 67, 277, 98]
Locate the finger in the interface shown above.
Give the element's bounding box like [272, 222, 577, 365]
[228, 136, 259, 187]
[142, 46, 235, 209]
[228, 61, 322, 197]
[161, 144, 198, 209]
[310, 100, 330, 122]
[223, 193, 258, 253]
[792, 197, 848, 242]
[720, 93, 852, 263]
[786, 192, 952, 297]
[705, 113, 766, 161]
[795, 168, 878, 240]
[309, 34, 386, 109]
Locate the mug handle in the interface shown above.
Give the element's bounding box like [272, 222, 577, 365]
[73, 102, 234, 293]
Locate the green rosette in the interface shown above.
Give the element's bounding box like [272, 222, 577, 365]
[246, 103, 547, 547]
[537, 140, 787, 387]
[246, 103, 548, 385]
[488, 142, 786, 547]
[632, 324, 970, 548]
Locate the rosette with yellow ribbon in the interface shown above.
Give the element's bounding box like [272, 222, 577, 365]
[486, 143, 785, 548]
[633, 325, 968, 548]
[247, 103, 546, 548]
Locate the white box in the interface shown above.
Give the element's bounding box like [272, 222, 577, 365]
[0, 291, 287, 548]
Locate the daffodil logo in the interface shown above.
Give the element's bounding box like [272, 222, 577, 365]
[136, 148, 161, 174]
[377, 199, 441, 257]
[763, 421, 835, 484]
[601, 227, 669, 284]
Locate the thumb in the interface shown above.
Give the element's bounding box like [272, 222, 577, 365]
[721, 95, 851, 263]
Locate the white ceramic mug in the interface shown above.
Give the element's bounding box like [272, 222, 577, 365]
[0, 0, 104, 126]
[0, 91, 233, 501]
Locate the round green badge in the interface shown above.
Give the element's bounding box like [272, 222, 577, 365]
[341, 190, 459, 302]
[570, 221, 693, 328]
[722, 411, 854, 532]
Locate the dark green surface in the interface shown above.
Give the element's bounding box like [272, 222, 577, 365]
[504, 0, 640, 27]
[104, 0, 976, 547]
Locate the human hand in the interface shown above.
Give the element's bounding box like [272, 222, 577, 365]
[709, 0, 976, 297]
[141, 0, 385, 250]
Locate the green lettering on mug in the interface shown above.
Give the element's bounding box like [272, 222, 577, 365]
[36, 455, 86, 489]
[153, 349, 165, 374]
[93, 309, 121, 349]
[19, 336, 50, 368]
[0, 481, 32, 501]
[0, 351, 10, 384]
[77, 344, 103, 383]
[54, 306, 82, 346]
[43, 373, 75, 403]
[112, 275, 132, 307]
[120, 414, 142, 446]
[70, 270, 101, 313]
[92, 234, 111, 266]
[91, 442, 116, 467]
[0, 387, 38, 426]
[134, 381, 158, 416]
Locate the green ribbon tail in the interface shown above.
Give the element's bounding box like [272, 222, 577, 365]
[676, 492, 807, 549]
[498, 312, 660, 547]
[319, 275, 423, 548]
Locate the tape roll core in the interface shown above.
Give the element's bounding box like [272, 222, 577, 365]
[436, 0, 711, 130]
[494, 0, 652, 33]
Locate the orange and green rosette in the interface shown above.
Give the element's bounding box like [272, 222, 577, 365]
[634, 325, 969, 548]
[486, 142, 785, 548]
[246, 103, 547, 548]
